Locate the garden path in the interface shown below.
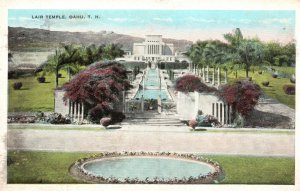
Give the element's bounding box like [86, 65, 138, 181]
[246, 96, 295, 128]
[8, 128, 294, 157]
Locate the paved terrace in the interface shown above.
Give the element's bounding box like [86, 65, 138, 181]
[7, 126, 294, 157]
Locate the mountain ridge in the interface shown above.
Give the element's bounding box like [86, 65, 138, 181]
[8, 27, 192, 52]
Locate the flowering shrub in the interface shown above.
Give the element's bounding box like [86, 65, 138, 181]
[37, 76, 46, 83]
[44, 113, 71, 124]
[175, 75, 216, 93]
[261, 81, 269, 87]
[100, 117, 111, 127]
[189, 119, 197, 129]
[64, 61, 132, 123]
[109, 111, 126, 123]
[218, 80, 262, 117]
[13, 82, 22, 90]
[194, 114, 221, 127]
[283, 84, 295, 95]
[206, 115, 221, 127]
[8, 115, 35, 123]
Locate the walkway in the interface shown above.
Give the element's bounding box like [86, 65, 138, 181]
[7, 128, 294, 157]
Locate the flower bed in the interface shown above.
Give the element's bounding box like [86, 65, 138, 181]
[69, 152, 223, 184]
[283, 84, 295, 95]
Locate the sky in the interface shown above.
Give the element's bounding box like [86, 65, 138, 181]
[8, 10, 295, 43]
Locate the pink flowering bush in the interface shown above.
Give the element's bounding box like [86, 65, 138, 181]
[189, 119, 198, 129]
[63, 61, 132, 123]
[175, 75, 216, 93]
[218, 80, 262, 117]
[100, 117, 111, 127]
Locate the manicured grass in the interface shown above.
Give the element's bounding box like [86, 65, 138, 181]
[8, 71, 69, 112]
[8, 127, 105, 131]
[206, 155, 295, 184]
[7, 151, 90, 183]
[191, 129, 295, 135]
[271, 66, 295, 76]
[227, 67, 295, 108]
[7, 124, 107, 131]
[7, 151, 295, 184]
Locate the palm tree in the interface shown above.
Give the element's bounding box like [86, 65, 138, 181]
[82, 44, 105, 65]
[236, 39, 264, 78]
[224, 28, 264, 78]
[224, 28, 243, 48]
[44, 44, 81, 88]
[183, 41, 206, 74]
[103, 44, 125, 60]
[203, 43, 228, 84]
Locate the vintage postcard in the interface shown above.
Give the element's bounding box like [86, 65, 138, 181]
[1, 0, 299, 191]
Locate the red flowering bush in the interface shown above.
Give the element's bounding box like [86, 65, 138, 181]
[63, 61, 132, 123]
[100, 117, 111, 127]
[283, 84, 295, 95]
[189, 119, 198, 129]
[218, 80, 262, 117]
[175, 75, 216, 93]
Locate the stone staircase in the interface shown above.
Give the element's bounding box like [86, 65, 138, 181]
[121, 112, 184, 127]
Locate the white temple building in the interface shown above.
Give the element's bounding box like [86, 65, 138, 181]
[116, 35, 190, 63]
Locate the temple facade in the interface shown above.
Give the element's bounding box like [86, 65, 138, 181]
[116, 35, 189, 63]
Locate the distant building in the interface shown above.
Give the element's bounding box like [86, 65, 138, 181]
[116, 35, 190, 63]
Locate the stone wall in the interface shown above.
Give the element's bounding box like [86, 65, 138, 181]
[176, 92, 196, 120]
[196, 93, 220, 116]
[176, 91, 232, 124]
[55, 89, 125, 119]
[54, 90, 69, 116]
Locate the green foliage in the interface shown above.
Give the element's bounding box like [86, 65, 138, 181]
[227, 67, 295, 108]
[264, 41, 295, 66]
[42, 113, 71, 124]
[186, 28, 295, 79]
[44, 44, 82, 87]
[43, 43, 125, 88]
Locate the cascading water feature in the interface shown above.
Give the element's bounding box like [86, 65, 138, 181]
[134, 67, 172, 101]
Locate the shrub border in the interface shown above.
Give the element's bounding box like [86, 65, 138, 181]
[69, 152, 223, 184]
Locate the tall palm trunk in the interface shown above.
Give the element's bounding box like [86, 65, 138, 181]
[55, 66, 59, 88]
[68, 66, 71, 81]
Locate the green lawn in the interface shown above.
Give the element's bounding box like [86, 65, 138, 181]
[271, 66, 295, 76]
[191, 129, 295, 135]
[207, 155, 295, 184]
[7, 151, 295, 184]
[8, 127, 105, 131]
[8, 71, 69, 112]
[227, 67, 295, 108]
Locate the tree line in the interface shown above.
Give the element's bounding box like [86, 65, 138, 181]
[184, 28, 296, 78]
[43, 43, 124, 88]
